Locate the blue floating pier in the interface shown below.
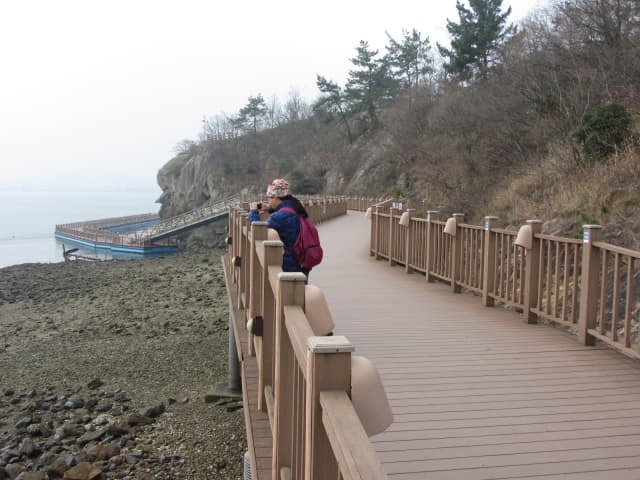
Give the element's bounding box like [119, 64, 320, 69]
[54, 196, 237, 260]
[54, 213, 179, 258]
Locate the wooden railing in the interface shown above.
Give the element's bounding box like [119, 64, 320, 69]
[370, 207, 640, 360]
[226, 197, 387, 480]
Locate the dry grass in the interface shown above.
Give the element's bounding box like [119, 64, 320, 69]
[487, 139, 640, 248]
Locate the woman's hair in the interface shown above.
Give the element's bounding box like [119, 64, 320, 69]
[280, 194, 308, 218]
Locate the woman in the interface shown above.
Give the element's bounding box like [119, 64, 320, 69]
[249, 178, 310, 277]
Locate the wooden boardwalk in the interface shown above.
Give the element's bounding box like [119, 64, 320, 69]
[309, 211, 640, 480]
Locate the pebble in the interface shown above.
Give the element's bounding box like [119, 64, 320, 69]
[15, 417, 32, 429]
[0, 384, 169, 479]
[86, 380, 104, 391]
[0, 250, 247, 478]
[63, 399, 85, 410]
[138, 405, 164, 419]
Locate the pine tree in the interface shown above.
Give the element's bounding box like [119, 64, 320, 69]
[238, 94, 268, 134]
[384, 29, 434, 90]
[345, 41, 398, 127]
[438, 0, 515, 82]
[314, 75, 354, 143]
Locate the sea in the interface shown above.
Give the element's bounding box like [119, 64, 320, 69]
[0, 190, 161, 269]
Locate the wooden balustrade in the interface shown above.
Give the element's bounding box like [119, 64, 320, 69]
[370, 208, 640, 361]
[226, 197, 386, 480]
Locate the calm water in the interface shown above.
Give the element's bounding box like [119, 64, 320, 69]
[0, 190, 160, 268]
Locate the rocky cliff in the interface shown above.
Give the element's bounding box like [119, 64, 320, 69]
[156, 119, 399, 219]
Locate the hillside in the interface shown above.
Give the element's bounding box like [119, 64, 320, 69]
[156, 0, 640, 249]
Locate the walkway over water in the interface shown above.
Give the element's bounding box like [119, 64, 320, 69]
[309, 211, 640, 479]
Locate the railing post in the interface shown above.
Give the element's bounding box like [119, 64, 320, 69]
[236, 212, 249, 310]
[305, 336, 353, 480]
[373, 206, 380, 259]
[425, 211, 439, 283]
[272, 272, 307, 479]
[228, 312, 241, 391]
[227, 206, 234, 261]
[249, 222, 268, 320]
[389, 207, 395, 266]
[404, 209, 415, 273]
[231, 209, 239, 283]
[522, 220, 543, 324]
[258, 240, 284, 412]
[578, 225, 603, 346]
[450, 213, 464, 293]
[482, 216, 500, 306]
[241, 213, 252, 305]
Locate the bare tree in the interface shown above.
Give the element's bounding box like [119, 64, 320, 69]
[266, 94, 282, 129]
[283, 87, 310, 123]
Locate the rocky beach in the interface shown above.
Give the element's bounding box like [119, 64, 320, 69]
[0, 248, 246, 479]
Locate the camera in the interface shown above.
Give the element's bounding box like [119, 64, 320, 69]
[257, 202, 262, 210]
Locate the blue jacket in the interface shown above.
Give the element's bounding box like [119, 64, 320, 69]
[248, 200, 301, 272]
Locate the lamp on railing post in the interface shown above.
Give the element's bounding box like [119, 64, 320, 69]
[516, 220, 542, 324]
[578, 224, 603, 346]
[482, 216, 501, 307]
[425, 210, 439, 283]
[401, 209, 414, 273]
[445, 213, 464, 293]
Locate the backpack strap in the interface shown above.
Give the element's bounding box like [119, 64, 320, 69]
[279, 206, 298, 216]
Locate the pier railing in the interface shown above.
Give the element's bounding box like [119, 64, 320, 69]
[55, 213, 160, 248]
[55, 196, 238, 249]
[144, 194, 239, 240]
[226, 197, 389, 480]
[369, 207, 640, 360]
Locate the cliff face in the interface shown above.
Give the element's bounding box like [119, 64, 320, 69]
[155, 120, 397, 219]
[157, 151, 229, 217]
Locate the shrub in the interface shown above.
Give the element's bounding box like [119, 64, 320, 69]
[572, 103, 633, 162]
[289, 170, 326, 195]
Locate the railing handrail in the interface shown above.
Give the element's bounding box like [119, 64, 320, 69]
[594, 240, 640, 259]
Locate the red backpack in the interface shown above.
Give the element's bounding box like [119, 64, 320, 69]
[280, 207, 323, 269]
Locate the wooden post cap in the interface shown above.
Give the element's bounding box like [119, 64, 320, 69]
[307, 335, 354, 353]
[278, 271, 308, 282]
[264, 240, 284, 248]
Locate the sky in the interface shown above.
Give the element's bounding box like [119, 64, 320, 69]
[0, 0, 547, 193]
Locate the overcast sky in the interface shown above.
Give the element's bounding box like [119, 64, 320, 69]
[0, 0, 547, 193]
